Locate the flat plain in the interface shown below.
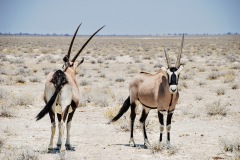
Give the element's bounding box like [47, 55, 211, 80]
[0, 35, 240, 160]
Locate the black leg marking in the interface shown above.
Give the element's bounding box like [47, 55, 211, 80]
[130, 103, 136, 139]
[49, 109, 55, 124]
[140, 109, 149, 140]
[57, 113, 62, 122]
[166, 110, 174, 142]
[67, 101, 77, 123]
[63, 105, 71, 122]
[158, 111, 164, 142]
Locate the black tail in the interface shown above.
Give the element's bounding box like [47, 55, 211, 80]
[36, 70, 68, 121]
[111, 96, 131, 122]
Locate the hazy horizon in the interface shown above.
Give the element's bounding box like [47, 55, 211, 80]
[0, 0, 239, 35]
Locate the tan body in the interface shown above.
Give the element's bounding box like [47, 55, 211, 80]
[44, 68, 80, 114]
[111, 34, 185, 148]
[130, 69, 179, 111]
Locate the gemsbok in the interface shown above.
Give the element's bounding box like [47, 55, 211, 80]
[36, 24, 104, 152]
[111, 35, 184, 148]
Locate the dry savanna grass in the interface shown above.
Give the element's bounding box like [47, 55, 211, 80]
[0, 35, 239, 159]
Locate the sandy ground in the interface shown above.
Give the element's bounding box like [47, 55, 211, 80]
[0, 35, 240, 160]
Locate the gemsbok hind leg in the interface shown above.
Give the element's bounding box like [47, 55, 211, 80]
[129, 102, 136, 147]
[48, 109, 56, 153]
[139, 106, 150, 148]
[65, 101, 77, 151]
[166, 110, 174, 147]
[56, 113, 65, 151]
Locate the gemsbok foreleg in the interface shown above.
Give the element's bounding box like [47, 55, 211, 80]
[129, 102, 136, 147]
[139, 106, 151, 148]
[65, 101, 77, 151]
[158, 111, 164, 144]
[166, 110, 174, 147]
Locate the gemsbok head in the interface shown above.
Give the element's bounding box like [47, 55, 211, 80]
[36, 24, 104, 152]
[110, 34, 184, 149]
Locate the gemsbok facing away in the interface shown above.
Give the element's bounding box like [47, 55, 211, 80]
[36, 24, 104, 152]
[111, 35, 184, 148]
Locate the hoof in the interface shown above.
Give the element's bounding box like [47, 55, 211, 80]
[144, 139, 150, 149]
[47, 148, 55, 154]
[65, 144, 75, 151]
[166, 140, 171, 149]
[129, 138, 136, 147]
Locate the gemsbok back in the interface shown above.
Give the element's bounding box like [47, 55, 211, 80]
[36, 24, 104, 152]
[111, 35, 184, 148]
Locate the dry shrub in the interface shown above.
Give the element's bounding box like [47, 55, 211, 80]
[14, 76, 26, 84]
[219, 137, 240, 159]
[195, 95, 203, 101]
[104, 105, 121, 120]
[0, 76, 14, 85]
[150, 142, 177, 156]
[81, 86, 115, 107]
[0, 138, 4, 150]
[215, 88, 226, 96]
[208, 72, 220, 80]
[0, 106, 14, 117]
[12, 94, 35, 106]
[29, 76, 41, 83]
[167, 145, 178, 156]
[115, 77, 125, 82]
[223, 74, 235, 83]
[3, 147, 39, 160]
[206, 100, 227, 116]
[231, 83, 239, 90]
[198, 80, 206, 86]
[150, 142, 163, 154]
[80, 79, 91, 86]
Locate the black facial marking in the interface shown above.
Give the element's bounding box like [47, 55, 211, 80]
[168, 67, 179, 86]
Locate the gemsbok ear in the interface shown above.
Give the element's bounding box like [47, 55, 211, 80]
[176, 65, 184, 74]
[77, 58, 84, 68]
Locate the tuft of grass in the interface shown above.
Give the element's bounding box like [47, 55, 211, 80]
[14, 76, 26, 84]
[167, 145, 178, 156]
[195, 95, 203, 101]
[206, 100, 227, 116]
[104, 105, 121, 120]
[81, 87, 115, 107]
[231, 83, 239, 90]
[115, 77, 125, 82]
[0, 106, 14, 117]
[219, 137, 240, 159]
[215, 88, 226, 96]
[208, 72, 219, 80]
[18, 148, 39, 160]
[0, 138, 4, 150]
[223, 74, 235, 83]
[29, 76, 41, 83]
[150, 142, 163, 154]
[80, 79, 91, 86]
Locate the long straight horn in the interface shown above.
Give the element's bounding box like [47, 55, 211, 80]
[175, 34, 184, 68]
[164, 48, 171, 68]
[71, 25, 105, 62]
[67, 23, 82, 59]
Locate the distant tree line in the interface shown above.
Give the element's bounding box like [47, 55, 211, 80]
[0, 32, 238, 36]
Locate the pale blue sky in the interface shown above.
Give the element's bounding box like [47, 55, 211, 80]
[0, 0, 239, 35]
